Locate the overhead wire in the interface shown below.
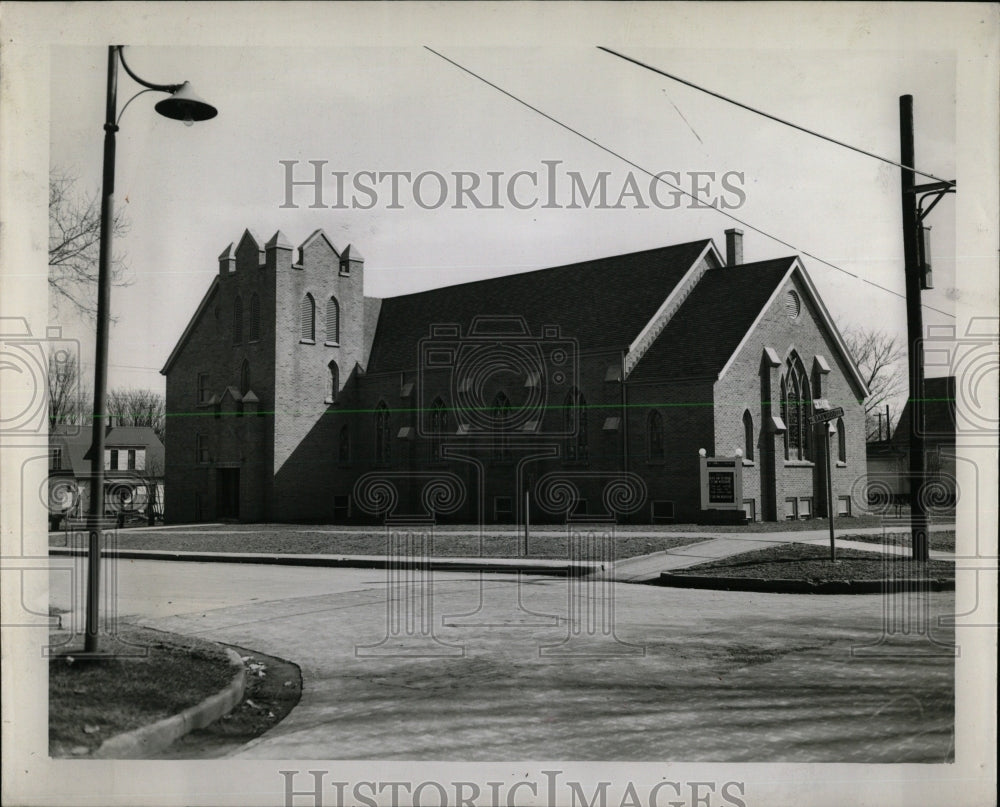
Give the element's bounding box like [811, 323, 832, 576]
[423, 46, 954, 319]
[598, 46, 955, 186]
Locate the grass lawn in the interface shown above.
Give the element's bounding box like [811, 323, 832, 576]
[638, 514, 952, 533]
[49, 626, 235, 757]
[840, 530, 956, 552]
[676, 543, 955, 583]
[53, 529, 712, 560]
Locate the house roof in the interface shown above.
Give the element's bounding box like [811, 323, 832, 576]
[629, 257, 797, 381]
[50, 425, 165, 476]
[892, 376, 956, 445]
[366, 239, 713, 373]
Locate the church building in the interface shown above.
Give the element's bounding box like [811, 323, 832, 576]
[161, 227, 869, 524]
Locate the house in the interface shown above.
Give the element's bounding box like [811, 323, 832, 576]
[48, 423, 165, 529]
[865, 376, 957, 507]
[161, 227, 869, 524]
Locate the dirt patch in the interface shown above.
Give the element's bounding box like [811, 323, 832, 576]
[156, 644, 302, 758]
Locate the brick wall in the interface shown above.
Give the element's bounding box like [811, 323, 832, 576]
[271, 232, 367, 520]
[714, 268, 868, 521]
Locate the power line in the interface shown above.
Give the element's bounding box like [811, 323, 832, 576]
[598, 46, 955, 186]
[423, 46, 954, 319]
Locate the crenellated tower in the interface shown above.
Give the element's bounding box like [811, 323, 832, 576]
[163, 226, 372, 522]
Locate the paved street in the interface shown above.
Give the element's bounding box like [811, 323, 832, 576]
[49, 558, 955, 762]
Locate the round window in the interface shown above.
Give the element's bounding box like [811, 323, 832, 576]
[785, 290, 801, 320]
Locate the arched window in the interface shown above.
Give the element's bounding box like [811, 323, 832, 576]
[781, 353, 812, 461]
[233, 295, 243, 344]
[491, 392, 511, 461]
[648, 410, 664, 461]
[743, 410, 754, 461]
[837, 417, 846, 463]
[239, 359, 250, 396]
[326, 296, 340, 344]
[328, 361, 339, 402]
[429, 397, 448, 461]
[300, 293, 315, 341]
[338, 424, 350, 464]
[564, 388, 588, 461]
[249, 294, 261, 342]
[374, 401, 391, 464]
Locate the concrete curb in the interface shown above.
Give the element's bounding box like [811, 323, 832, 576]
[91, 648, 246, 759]
[48, 547, 598, 577]
[655, 573, 956, 594]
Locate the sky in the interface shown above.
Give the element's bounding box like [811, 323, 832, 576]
[37, 10, 972, 403]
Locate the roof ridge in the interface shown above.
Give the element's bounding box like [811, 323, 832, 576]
[381, 239, 712, 302]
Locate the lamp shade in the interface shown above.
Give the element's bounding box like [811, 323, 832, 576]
[154, 81, 218, 122]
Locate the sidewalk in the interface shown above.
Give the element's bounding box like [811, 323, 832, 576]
[613, 531, 954, 582]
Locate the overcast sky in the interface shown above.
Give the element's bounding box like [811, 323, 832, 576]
[35, 8, 975, 398]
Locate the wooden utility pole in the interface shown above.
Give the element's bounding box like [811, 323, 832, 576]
[899, 95, 930, 562]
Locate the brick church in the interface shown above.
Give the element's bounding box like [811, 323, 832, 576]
[161, 227, 869, 524]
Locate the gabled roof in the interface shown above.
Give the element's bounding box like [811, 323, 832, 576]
[298, 229, 340, 260]
[50, 425, 165, 476]
[366, 240, 713, 373]
[161, 277, 219, 375]
[341, 243, 363, 262]
[891, 376, 956, 445]
[713, 259, 869, 397]
[629, 257, 796, 381]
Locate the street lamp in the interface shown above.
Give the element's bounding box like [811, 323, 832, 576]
[83, 46, 217, 654]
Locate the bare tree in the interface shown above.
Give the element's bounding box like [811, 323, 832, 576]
[48, 349, 91, 428]
[49, 169, 132, 320]
[106, 387, 165, 443]
[843, 326, 906, 442]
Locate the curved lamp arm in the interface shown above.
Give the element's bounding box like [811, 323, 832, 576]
[117, 45, 183, 93]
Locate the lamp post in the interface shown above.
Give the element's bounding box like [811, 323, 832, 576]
[83, 46, 217, 654]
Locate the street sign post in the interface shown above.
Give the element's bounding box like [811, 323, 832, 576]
[809, 406, 844, 425]
[810, 401, 842, 562]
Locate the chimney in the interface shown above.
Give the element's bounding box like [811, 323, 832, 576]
[725, 228, 744, 267]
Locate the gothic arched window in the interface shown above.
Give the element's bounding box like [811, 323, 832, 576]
[328, 361, 339, 402]
[564, 388, 588, 461]
[233, 295, 243, 344]
[648, 410, 664, 461]
[301, 293, 315, 341]
[429, 397, 448, 461]
[374, 401, 391, 464]
[491, 392, 511, 461]
[338, 424, 350, 464]
[326, 296, 340, 343]
[249, 293, 260, 342]
[781, 353, 812, 460]
[743, 410, 754, 461]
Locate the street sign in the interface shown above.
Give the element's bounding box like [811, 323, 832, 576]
[809, 406, 844, 425]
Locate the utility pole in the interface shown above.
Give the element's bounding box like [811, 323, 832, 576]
[899, 95, 955, 562]
[899, 94, 928, 562]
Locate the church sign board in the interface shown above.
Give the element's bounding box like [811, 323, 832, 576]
[699, 455, 744, 511]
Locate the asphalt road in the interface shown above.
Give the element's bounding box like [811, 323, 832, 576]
[48, 559, 955, 762]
